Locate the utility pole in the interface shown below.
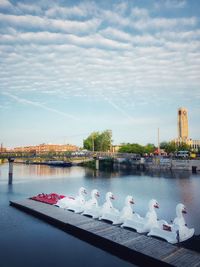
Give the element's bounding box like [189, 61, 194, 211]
[158, 128, 160, 155]
[92, 134, 94, 152]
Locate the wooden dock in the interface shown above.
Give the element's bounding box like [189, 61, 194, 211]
[10, 199, 200, 267]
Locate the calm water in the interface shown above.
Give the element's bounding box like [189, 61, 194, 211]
[0, 163, 200, 267]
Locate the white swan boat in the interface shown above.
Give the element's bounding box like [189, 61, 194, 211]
[148, 203, 195, 244]
[99, 192, 120, 223]
[111, 195, 135, 225]
[66, 187, 87, 213]
[56, 187, 87, 213]
[121, 199, 159, 233]
[82, 189, 101, 219]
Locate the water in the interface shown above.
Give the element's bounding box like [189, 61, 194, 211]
[0, 164, 200, 267]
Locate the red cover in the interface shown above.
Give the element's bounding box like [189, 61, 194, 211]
[30, 193, 74, 205]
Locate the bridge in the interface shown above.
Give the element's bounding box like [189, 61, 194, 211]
[0, 151, 141, 160]
[0, 151, 142, 185]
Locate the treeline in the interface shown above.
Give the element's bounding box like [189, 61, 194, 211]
[119, 143, 155, 154]
[83, 130, 193, 154]
[119, 142, 191, 154]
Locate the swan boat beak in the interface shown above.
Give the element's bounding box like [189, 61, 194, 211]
[182, 207, 187, 214]
[154, 203, 159, 208]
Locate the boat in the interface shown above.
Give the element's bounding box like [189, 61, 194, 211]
[148, 203, 195, 243]
[31, 193, 66, 205]
[82, 189, 101, 219]
[121, 199, 159, 233]
[46, 161, 72, 167]
[99, 192, 120, 223]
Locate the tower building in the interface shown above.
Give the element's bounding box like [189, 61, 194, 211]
[173, 107, 200, 151]
[178, 107, 188, 141]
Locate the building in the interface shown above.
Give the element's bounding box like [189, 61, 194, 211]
[110, 145, 122, 153]
[0, 143, 7, 152]
[10, 143, 78, 153]
[177, 107, 189, 141]
[174, 107, 200, 151]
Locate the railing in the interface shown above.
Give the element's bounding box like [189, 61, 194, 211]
[0, 151, 141, 159]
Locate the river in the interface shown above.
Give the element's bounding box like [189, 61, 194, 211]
[0, 163, 200, 267]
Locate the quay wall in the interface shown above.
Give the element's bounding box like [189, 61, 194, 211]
[113, 158, 200, 172]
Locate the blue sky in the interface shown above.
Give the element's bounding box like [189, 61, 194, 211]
[0, 0, 200, 148]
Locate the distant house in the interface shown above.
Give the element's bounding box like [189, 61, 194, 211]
[110, 145, 122, 153]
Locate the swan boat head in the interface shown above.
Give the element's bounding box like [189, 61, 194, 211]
[106, 191, 115, 201]
[176, 203, 187, 217]
[91, 189, 100, 199]
[79, 187, 87, 196]
[125, 195, 134, 206]
[149, 199, 159, 211]
[173, 203, 187, 227]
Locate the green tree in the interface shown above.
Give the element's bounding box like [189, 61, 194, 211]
[118, 143, 144, 154]
[144, 143, 155, 154]
[160, 141, 168, 150]
[165, 142, 177, 154]
[83, 130, 112, 152]
[177, 142, 190, 151]
[160, 141, 190, 154]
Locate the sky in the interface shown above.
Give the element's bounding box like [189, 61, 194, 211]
[0, 0, 200, 148]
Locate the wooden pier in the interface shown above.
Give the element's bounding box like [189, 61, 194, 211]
[10, 199, 200, 267]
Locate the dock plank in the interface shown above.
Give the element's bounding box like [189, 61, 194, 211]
[10, 199, 200, 267]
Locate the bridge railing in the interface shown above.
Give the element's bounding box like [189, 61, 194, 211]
[0, 151, 141, 159]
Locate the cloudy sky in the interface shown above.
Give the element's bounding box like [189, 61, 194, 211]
[0, 0, 200, 148]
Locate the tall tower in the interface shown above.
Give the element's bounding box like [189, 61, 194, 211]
[178, 107, 189, 140]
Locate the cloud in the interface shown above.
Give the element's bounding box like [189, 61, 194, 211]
[2, 92, 79, 120]
[113, 2, 128, 15]
[131, 7, 149, 18]
[155, 0, 187, 9]
[133, 17, 197, 30]
[0, 0, 12, 8]
[45, 5, 87, 18]
[0, 1, 200, 127]
[0, 30, 133, 50]
[16, 3, 42, 15]
[0, 13, 101, 34]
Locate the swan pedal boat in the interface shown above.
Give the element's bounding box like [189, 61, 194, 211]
[148, 203, 194, 244]
[56, 187, 87, 213]
[121, 199, 160, 233]
[82, 189, 101, 219]
[98, 192, 121, 223]
[108, 195, 135, 225]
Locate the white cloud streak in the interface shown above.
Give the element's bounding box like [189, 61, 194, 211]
[2, 92, 79, 120]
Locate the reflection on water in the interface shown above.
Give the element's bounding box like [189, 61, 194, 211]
[0, 163, 200, 234]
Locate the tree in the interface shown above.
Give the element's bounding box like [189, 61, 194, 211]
[177, 142, 190, 151]
[83, 130, 112, 152]
[160, 141, 168, 150]
[160, 141, 190, 154]
[164, 141, 177, 154]
[144, 143, 155, 154]
[118, 143, 144, 154]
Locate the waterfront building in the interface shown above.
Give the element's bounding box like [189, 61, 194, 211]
[10, 143, 78, 153]
[174, 107, 200, 151]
